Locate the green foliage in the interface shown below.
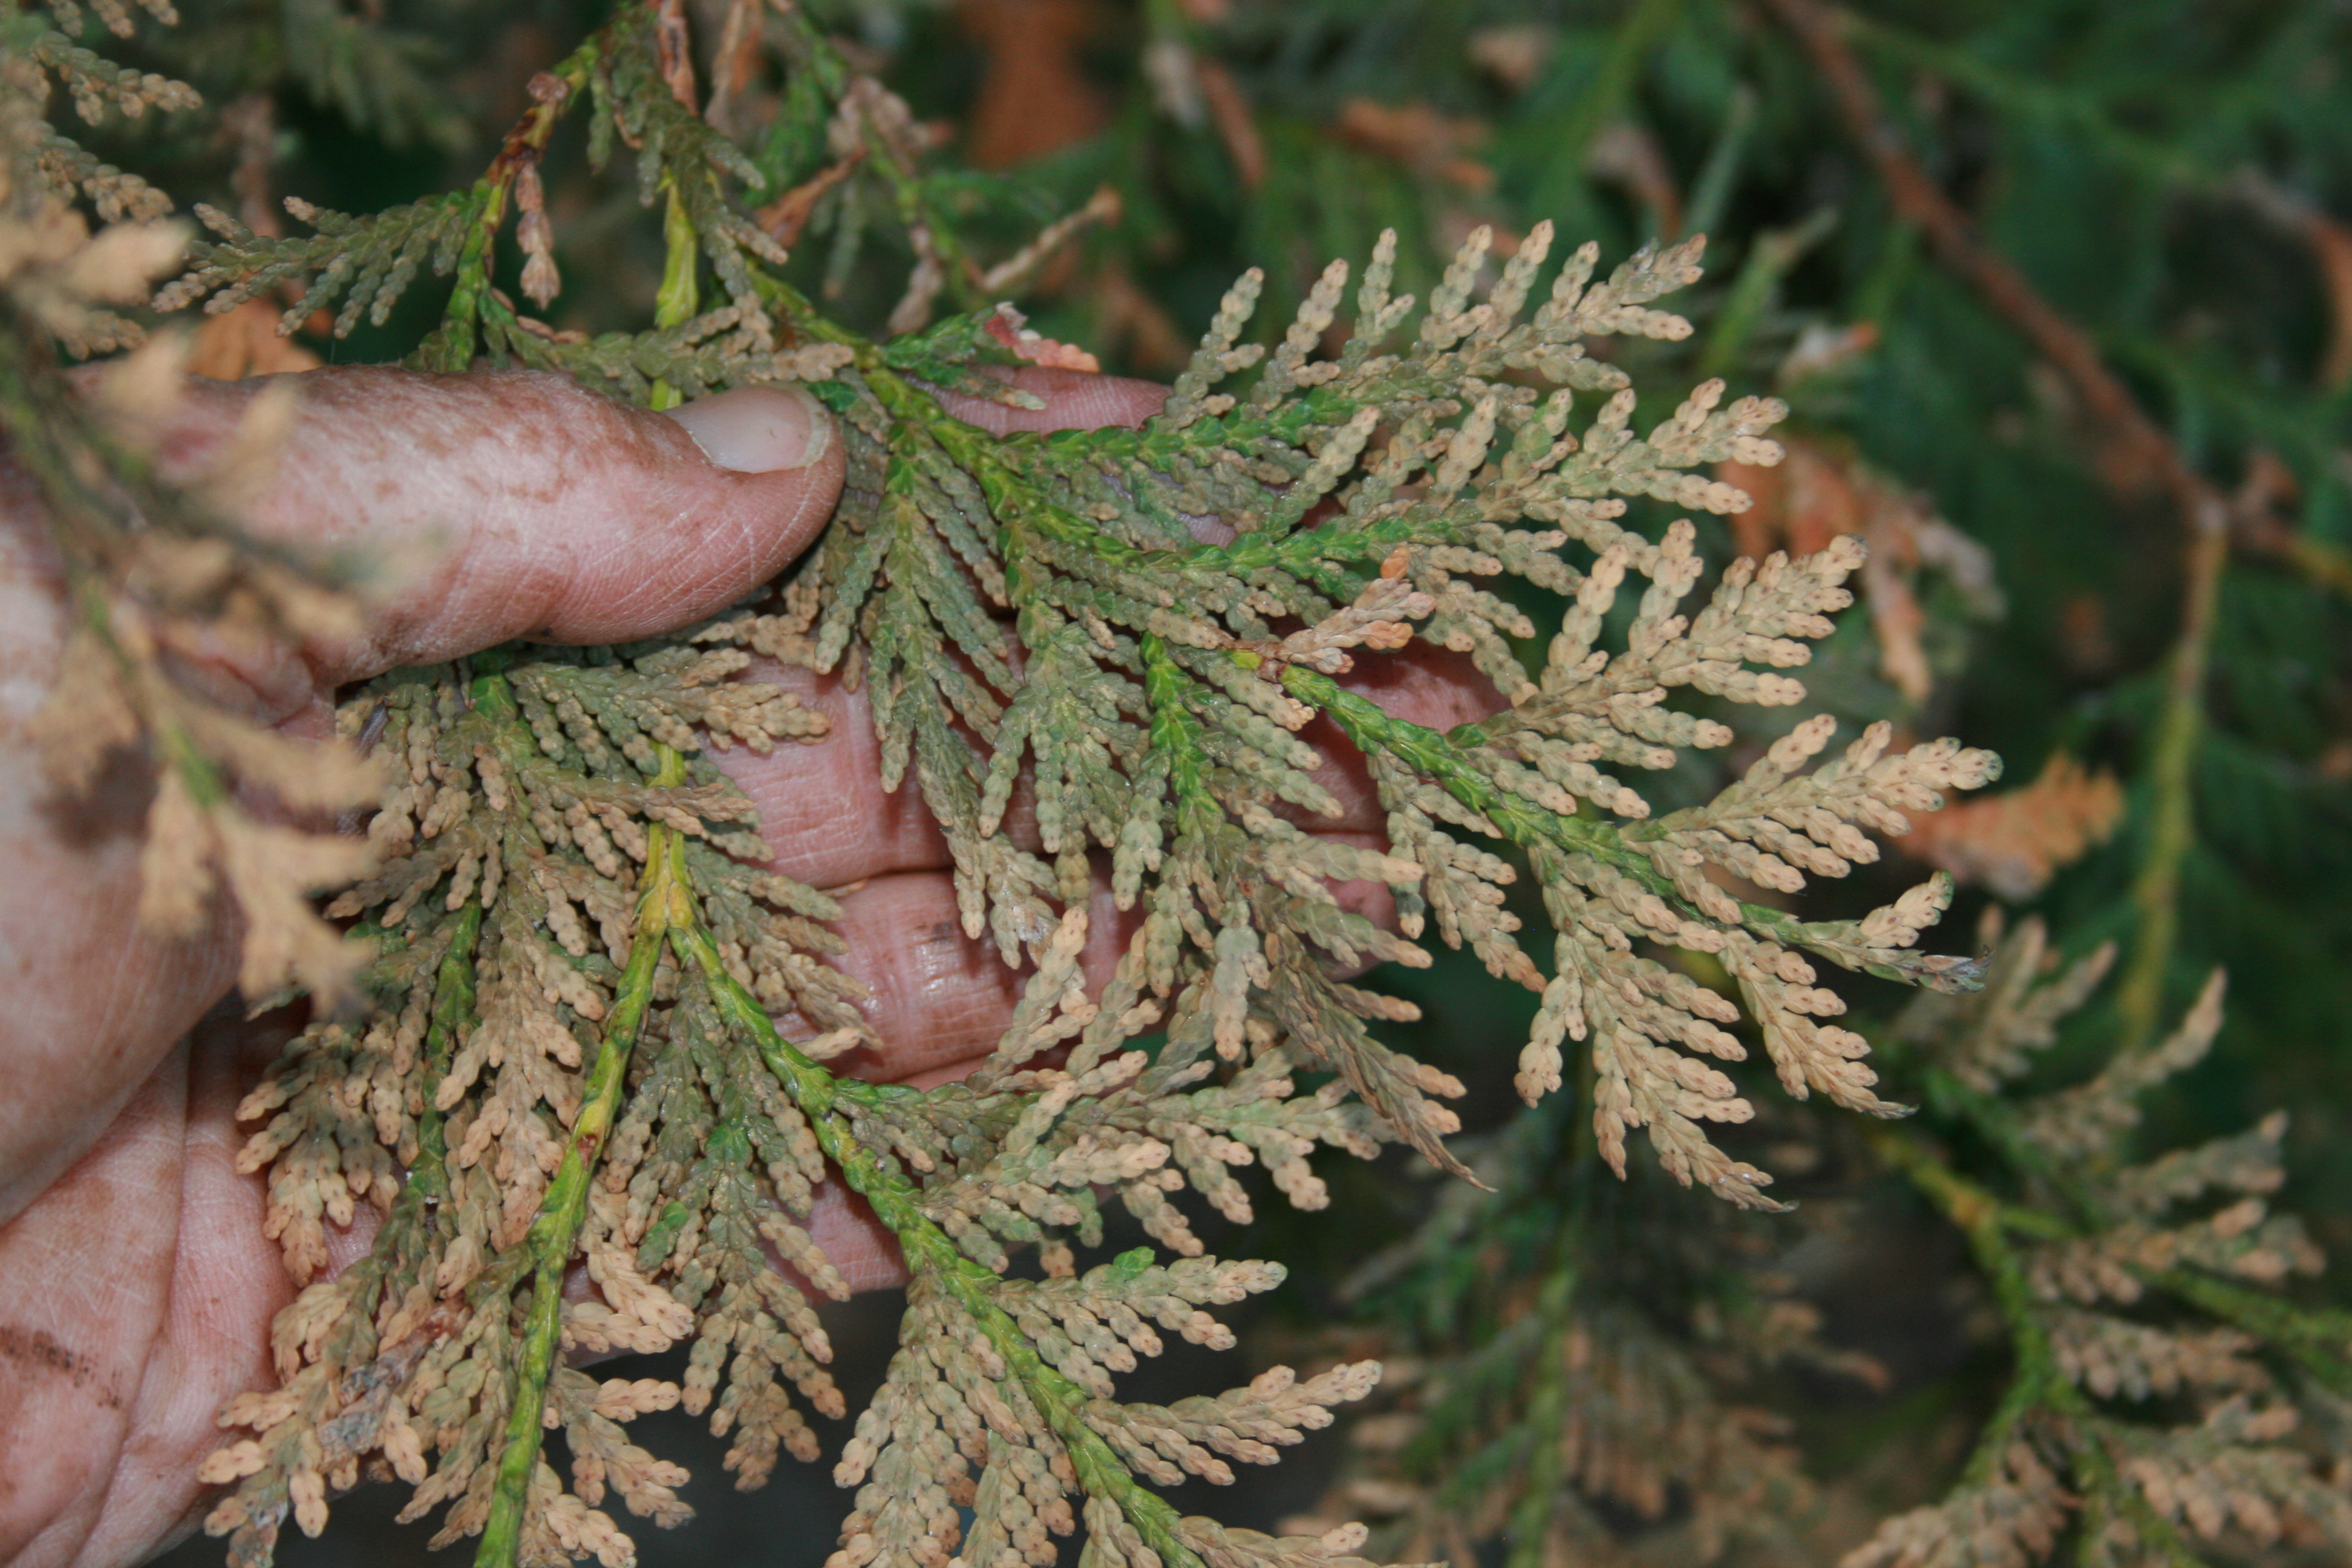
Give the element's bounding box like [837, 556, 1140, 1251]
[274, 0, 468, 153]
[160, 190, 483, 333]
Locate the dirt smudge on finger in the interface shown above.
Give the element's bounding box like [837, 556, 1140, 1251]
[0, 1322, 125, 1411]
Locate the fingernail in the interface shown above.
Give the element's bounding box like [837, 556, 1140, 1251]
[664, 384, 832, 472]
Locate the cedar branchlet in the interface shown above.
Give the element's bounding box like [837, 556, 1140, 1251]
[1839, 917, 2352, 1567]
[38, 6, 2314, 1568]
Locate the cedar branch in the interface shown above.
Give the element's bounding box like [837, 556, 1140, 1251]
[1873, 1130, 2209, 1565]
[472, 736, 690, 1568]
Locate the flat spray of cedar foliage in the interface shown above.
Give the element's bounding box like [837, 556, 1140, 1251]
[4, 4, 2351, 1568]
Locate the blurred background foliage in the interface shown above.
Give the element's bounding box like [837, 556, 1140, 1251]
[112, 1, 2352, 1563]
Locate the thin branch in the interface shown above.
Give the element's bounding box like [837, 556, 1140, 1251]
[1762, 2, 2352, 593]
[1760, 0, 2255, 1050]
[768, 0, 987, 315]
[415, 39, 599, 373]
[1551, 0, 1691, 186]
[1285, 663, 1986, 996]
[1761, 0, 2218, 523]
[2114, 523, 2228, 1050]
[473, 731, 688, 1568]
[1875, 1131, 2209, 1566]
[478, 120, 713, 1560]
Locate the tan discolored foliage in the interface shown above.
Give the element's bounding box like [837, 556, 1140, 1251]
[1321, 910, 2352, 1568]
[1837, 918, 2352, 1568]
[169, 186, 2005, 1567]
[186, 295, 324, 378]
[1, 34, 384, 1002]
[19, 7, 2270, 1568]
[1307, 1114, 1850, 1568]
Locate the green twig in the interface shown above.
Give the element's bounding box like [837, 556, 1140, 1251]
[1527, 0, 1688, 217]
[2147, 1267, 2352, 1397]
[1876, 1132, 2206, 1565]
[371, 901, 485, 1316]
[646, 179, 700, 411]
[1495, 1266, 1579, 1568]
[1696, 205, 1838, 381]
[1683, 85, 1756, 243]
[417, 903, 486, 1200]
[2114, 521, 2227, 1052]
[1922, 1068, 2108, 1227]
[474, 745, 690, 1568]
[1139, 633, 1213, 809]
[475, 111, 713, 1560]
[752, 266, 1509, 598]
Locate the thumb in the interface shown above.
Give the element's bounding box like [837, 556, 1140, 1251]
[151, 366, 844, 688]
[0, 369, 838, 1221]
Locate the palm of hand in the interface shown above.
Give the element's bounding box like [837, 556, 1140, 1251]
[0, 1018, 288, 1566]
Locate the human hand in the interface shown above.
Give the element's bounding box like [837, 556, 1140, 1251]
[0, 362, 1494, 1567]
[0, 365, 844, 1567]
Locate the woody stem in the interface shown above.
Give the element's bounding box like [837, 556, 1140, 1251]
[472, 716, 688, 1568]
